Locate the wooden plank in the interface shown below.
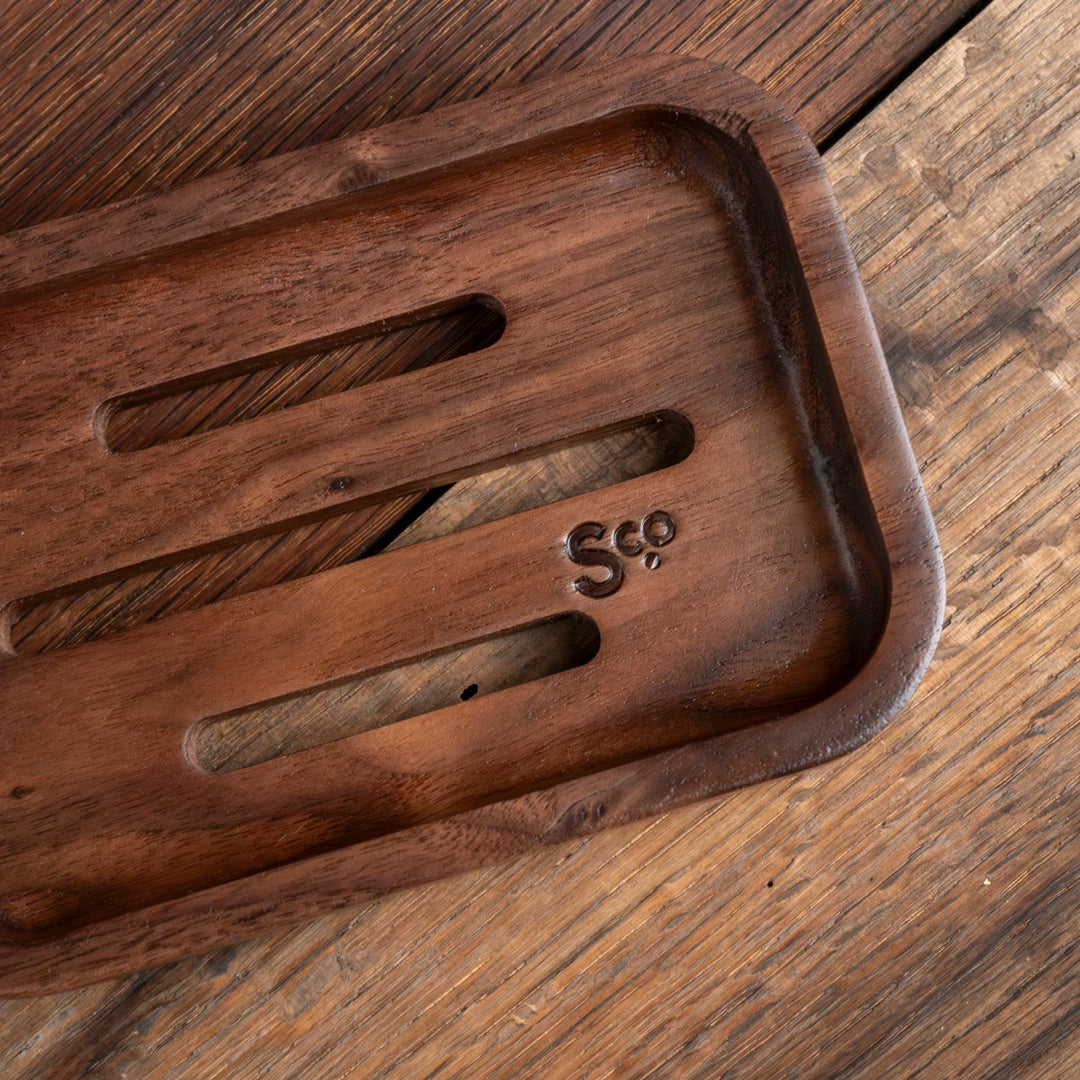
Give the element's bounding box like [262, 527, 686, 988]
[0, 0, 979, 238]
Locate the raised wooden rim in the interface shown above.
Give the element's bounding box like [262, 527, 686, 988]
[0, 54, 943, 995]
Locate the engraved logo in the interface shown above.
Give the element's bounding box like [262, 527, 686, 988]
[565, 510, 676, 598]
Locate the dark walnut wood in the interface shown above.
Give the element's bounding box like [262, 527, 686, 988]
[0, 55, 941, 994]
[0, 0, 993, 1072]
[0, 1, 979, 777]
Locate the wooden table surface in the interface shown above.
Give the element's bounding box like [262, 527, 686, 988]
[3, 0, 1079, 1076]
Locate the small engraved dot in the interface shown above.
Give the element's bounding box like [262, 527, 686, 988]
[643, 552, 661, 570]
[329, 476, 353, 492]
[460, 683, 478, 701]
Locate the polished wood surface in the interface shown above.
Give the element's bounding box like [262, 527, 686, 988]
[8, 0, 1079, 1074]
[0, 53, 940, 994]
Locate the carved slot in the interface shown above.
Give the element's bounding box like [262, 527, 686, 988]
[187, 613, 601, 773]
[96, 295, 507, 452]
[3, 412, 693, 656]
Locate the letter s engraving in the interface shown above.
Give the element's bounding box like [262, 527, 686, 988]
[566, 522, 624, 598]
[565, 511, 676, 597]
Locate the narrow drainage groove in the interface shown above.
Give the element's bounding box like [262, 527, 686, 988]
[187, 612, 601, 774]
[96, 294, 506, 453]
[4, 412, 693, 657]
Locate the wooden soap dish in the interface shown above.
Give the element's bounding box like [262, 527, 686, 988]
[0, 54, 943, 995]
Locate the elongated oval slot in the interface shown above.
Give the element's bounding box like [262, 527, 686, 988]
[4, 412, 692, 657]
[96, 295, 506, 452]
[187, 612, 600, 773]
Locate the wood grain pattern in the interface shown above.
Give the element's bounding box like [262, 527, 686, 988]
[9, 303, 506, 654]
[0, 0, 980, 239]
[14, 0, 1067, 1075]
[0, 54, 940, 992]
[0, 0, 980, 711]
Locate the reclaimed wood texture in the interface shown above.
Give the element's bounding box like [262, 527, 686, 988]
[12, 0, 1080, 1077]
[0, 0, 979, 237]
